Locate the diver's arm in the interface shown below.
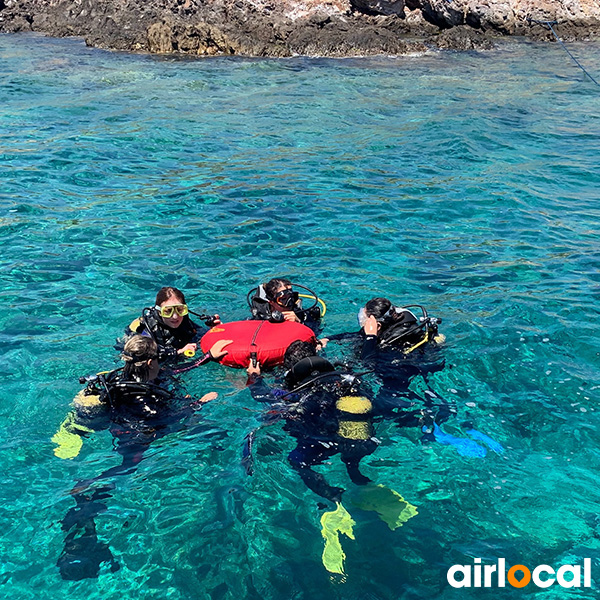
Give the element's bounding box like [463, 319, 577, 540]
[247, 376, 278, 404]
[361, 316, 380, 361]
[361, 335, 379, 361]
[325, 331, 359, 342]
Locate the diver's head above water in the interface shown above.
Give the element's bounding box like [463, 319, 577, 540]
[154, 286, 189, 329]
[265, 278, 298, 311]
[358, 297, 401, 331]
[122, 335, 160, 382]
[283, 339, 318, 371]
[283, 340, 335, 390]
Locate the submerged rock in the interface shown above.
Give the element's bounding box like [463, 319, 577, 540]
[0, 0, 598, 56]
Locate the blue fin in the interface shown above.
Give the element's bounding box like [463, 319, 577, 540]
[465, 429, 505, 454]
[425, 423, 487, 458]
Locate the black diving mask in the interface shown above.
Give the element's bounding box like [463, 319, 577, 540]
[274, 288, 298, 309]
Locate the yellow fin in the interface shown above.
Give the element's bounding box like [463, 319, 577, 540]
[349, 484, 418, 531]
[320, 503, 355, 575]
[51, 415, 84, 460]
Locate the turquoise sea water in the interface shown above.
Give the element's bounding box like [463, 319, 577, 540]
[1, 31, 600, 599]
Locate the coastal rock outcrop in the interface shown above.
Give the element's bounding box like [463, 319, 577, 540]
[411, 0, 600, 40]
[0, 0, 599, 56]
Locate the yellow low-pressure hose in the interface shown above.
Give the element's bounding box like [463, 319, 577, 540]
[298, 294, 327, 316]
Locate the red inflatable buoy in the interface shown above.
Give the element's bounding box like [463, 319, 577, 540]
[200, 320, 316, 369]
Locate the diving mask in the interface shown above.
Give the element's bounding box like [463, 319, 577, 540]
[156, 304, 188, 319]
[274, 287, 298, 309]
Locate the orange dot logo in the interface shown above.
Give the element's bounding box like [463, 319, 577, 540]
[508, 565, 531, 588]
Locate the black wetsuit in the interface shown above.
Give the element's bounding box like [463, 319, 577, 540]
[126, 307, 200, 363]
[328, 329, 444, 415]
[247, 365, 377, 503]
[57, 373, 205, 580]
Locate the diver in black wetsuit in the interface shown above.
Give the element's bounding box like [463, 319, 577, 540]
[327, 297, 447, 416]
[328, 298, 502, 458]
[125, 286, 223, 363]
[245, 341, 420, 576]
[246, 340, 378, 503]
[54, 335, 223, 580]
[248, 278, 323, 334]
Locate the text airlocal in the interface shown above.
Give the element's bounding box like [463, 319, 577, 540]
[447, 558, 592, 589]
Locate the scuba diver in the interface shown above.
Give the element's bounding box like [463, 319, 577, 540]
[328, 298, 502, 458]
[327, 297, 446, 413]
[125, 286, 222, 363]
[245, 340, 418, 575]
[358, 297, 444, 357]
[53, 335, 227, 580]
[248, 278, 324, 334]
[247, 340, 378, 501]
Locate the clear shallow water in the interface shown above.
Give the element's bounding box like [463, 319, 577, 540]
[1, 31, 600, 599]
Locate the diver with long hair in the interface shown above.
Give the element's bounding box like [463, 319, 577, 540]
[326, 297, 446, 412]
[125, 286, 227, 363]
[54, 335, 223, 580]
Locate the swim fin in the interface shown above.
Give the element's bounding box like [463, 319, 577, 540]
[348, 483, 418, 531]
[425, 423, 487, 458]
[52, 414, 93, 460]
[465, 429, 505, 453]
[320, 503, 355, 575]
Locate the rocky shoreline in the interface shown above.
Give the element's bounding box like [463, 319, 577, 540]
[1, 0, 599, 57]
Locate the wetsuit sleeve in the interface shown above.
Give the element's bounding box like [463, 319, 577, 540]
[326, 331, 359, 342]
[247, 377, 278, 403]
[361, 335, 379, 361]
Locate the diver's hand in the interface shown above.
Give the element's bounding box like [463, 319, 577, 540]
[316, 338, 329, 350]
[282, 311, 300, 323]
[178, 343, 197, 355]
[211, 314, 221, 325]
[209, 339, 233, 359]
[363, 315, 380, 337]
[247, 360, 261, 376]
[198, 392, 218, 403]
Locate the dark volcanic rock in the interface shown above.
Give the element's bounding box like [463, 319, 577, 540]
[350, 0, 405, 18]
[0, 0, 599, 56]
[434, 25, 497, 51]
